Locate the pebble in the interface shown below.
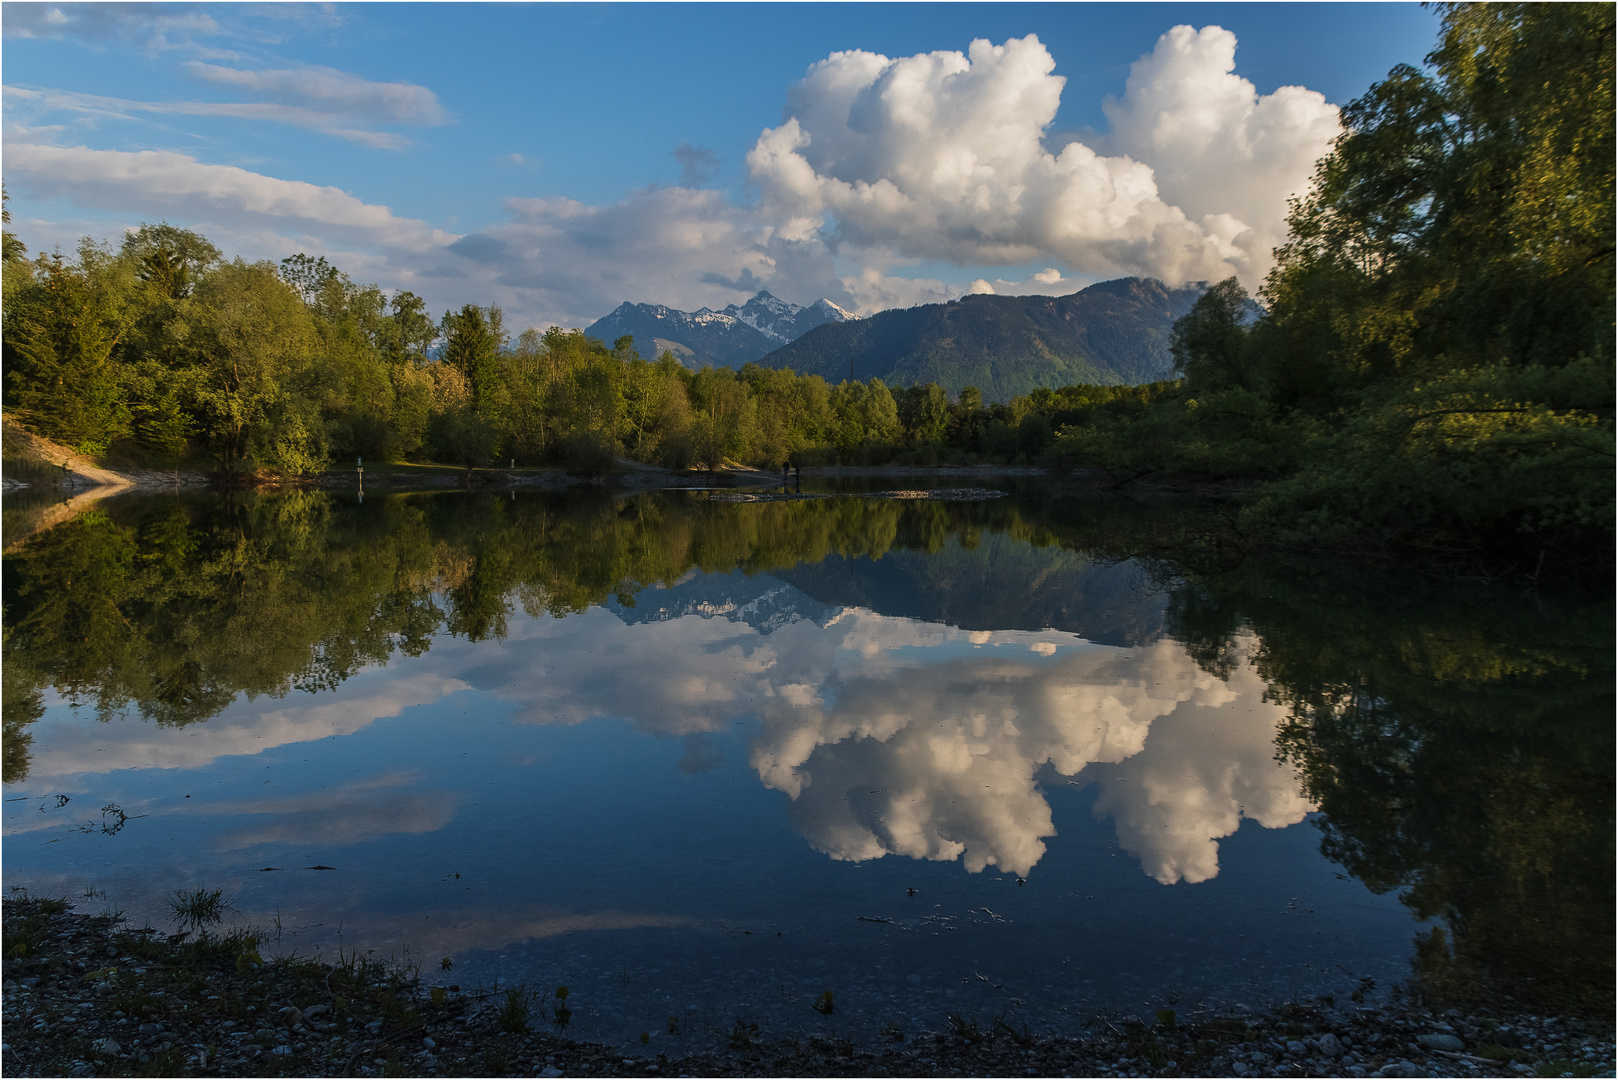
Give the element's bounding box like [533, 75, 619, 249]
[1420, 1033, 1467, 1052]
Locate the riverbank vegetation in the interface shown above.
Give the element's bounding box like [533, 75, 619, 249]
[0, 196, 1156, 479]
[3, 4, 1610, 575]
[1051, 4, 1614, 571]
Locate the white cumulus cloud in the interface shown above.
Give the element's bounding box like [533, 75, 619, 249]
[747, 31, 1339, 290]
[1097, 24, 1342, 263]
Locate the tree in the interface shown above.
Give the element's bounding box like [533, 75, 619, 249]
[440, 304, 505, 416]
[186, 260, 322, 473]
[124, 223, 220, 302]
[1171, 278, 1254, 392]
[4, 246, 134, 453]
[279, 254, 340, 308]
[899, 382, 950, 447]
[1, 183, 28, 270]
[385, 291, 436, 366]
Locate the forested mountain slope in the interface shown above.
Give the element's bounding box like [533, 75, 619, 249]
[759, 277, 1206, 400]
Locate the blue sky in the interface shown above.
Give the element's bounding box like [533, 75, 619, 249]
[3, 3, 1440, 331]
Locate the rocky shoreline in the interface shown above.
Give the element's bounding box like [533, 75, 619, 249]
[4, 897, 1611, 1079]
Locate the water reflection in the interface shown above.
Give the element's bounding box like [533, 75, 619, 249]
[3, 487, 1610, 1015]
[753, 636, 1308, 881]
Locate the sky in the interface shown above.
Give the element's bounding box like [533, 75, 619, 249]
[2, 2, 1441, 332]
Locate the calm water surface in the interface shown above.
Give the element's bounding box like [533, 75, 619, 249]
[3, 484, 1609, 1043]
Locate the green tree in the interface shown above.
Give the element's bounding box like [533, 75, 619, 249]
[4, 244, 135, 453]
[187, 260, 323, 474]
[441, 304, 506, 417]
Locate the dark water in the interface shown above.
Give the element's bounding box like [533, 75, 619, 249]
[2, 485, 1610, 1047]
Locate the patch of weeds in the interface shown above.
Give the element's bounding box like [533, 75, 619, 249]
[666, 1015, 681, 1036]
[1155, 1008, 1178, 1031]
[550, 984, 573, 1032]
[812, 990, 834, 1015]
[993, 1013, 1033, 1047]
[1531, 1060, 1599, 1078]
[482, 1045, 512, 1073]
[728, 1018, 761, 1050]
[1479, 1043, 1537, 1062]
[496, 986, 535, 1033]
[165, 886, 232, 933]
[947, 1014, 985, 1043]
[881, 1019, 905, 1041]
[32, 895, 70, 916]
[5, 914, 48, 959]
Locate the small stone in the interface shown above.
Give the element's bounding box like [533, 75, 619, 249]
[1418, 1034, 1466, 1052]
[92, 1038, 122, 1056]
[105, 946, 118, 957]
[304, 1004, 331, 1018]
[137, 1023, 160, 1036]
[70, 1064, 94, 1077]
[423, 1037, 437, 1049]
[271, 1045, 293, 1057]
[1318, 1034, 1346, 1057]
[540, 1068, 564, 1078]
[1286, 1040, 1308, 1056]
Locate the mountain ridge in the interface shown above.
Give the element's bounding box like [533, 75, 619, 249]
[757, 277, 1206, 400]
[583, 290, 855, 369]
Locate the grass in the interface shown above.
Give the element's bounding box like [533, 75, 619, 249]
[165, 886, 233, 933]
[495, 985, 535, 1033]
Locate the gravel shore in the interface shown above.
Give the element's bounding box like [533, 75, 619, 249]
[4, 897, 1611, 1079]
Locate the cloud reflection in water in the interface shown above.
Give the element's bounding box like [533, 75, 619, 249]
[21, 588, 1309, 885]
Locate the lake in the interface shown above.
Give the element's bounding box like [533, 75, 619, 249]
[3, 482, 1610, 1047]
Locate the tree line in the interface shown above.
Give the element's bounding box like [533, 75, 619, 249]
[0, 204, 1164, 475]
[1050, 3, 1613, 570]
[3, 4, 1610, 573]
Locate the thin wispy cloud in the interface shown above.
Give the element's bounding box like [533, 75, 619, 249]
[6, 85, 416, 148]
[1, 2, 222, 49]
[182, 61, 448, 127]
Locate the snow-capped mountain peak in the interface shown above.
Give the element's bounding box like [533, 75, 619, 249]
[584, 291, 858, 370]
[721, 290, 857, 344]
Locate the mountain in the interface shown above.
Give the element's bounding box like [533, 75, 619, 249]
[724, 292, 857, 345]
[604, 535, 1166, 648]
[607, 569, 841, 634]
[583, 291, 856, 369]
[756, 277, 1206, 400]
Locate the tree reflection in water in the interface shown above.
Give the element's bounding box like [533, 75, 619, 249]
[3, 487, 1610, 1014]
